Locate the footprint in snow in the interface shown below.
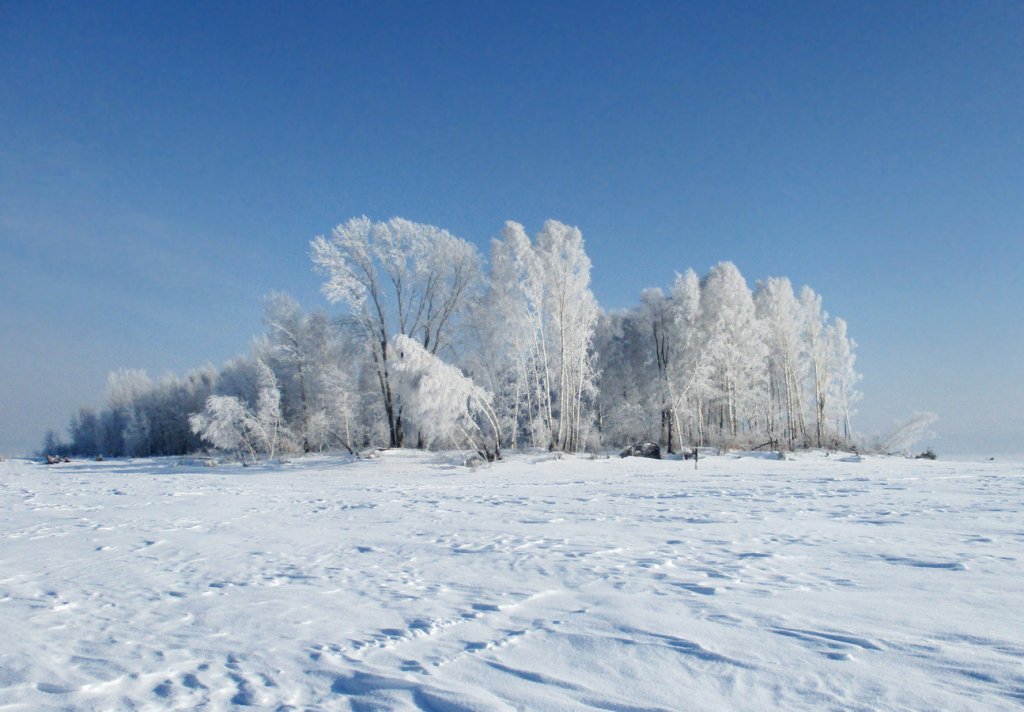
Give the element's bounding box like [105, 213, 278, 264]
[673, 582, 717, 596]
[400, 659, 427, 673]
[882, 555, 967, 570]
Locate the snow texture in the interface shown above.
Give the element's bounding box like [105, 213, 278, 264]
[1, 452, 1022, 710]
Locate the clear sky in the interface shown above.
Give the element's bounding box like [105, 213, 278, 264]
[2, 1, 1022, 456]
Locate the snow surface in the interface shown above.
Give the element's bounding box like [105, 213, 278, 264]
[1, 451, 1022, 711]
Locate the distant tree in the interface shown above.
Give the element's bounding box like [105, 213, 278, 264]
[190, 357, 286, 462]
[40, 429, 68, 457]
[638, 289, 680, 451]
[261, 292, 360, 452]
[826, 317, 861, 443]
[593, 310, 654, 447]
[68, 407, 102, 457]
[105, 369, 153, 457]
[262, 292, 315, 451]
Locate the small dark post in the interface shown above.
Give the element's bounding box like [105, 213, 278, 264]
[694, 446, 698, 470]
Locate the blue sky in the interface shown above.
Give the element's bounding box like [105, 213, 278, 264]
[2, 1, 1021, 455]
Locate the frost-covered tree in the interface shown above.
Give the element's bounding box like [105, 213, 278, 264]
[305, 359, 359, 453]
[799, 286, 832, 447]
[189, 396, 259, 462]
[390, 335, 501, 461]
[261, 293, 361, 452]
[826, 317, 861, 443]
[755, 277, 808, 448]
[666, 268, 712, 447]
[593, 310, 655, 446]
[538, 221, 600, 451]
[477, 222, 549, 447]
[190, 356, 286, 462]
[479, 221, 598, 451]
[699, 262, 767, 443]
[311, 217, 483, 447]
[262, 292, 316, 451]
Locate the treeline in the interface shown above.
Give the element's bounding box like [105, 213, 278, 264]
[43, 293, 366, 460]
[44, 217, 860, 461]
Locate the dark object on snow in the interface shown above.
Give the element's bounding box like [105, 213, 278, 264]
[915, 448, 937, 460]
[620, 441, 661, 459]
[45, 454, 61, 465]
[95, 454, 104, 461]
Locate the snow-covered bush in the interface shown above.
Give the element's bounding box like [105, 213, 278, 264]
[389, 335, 501, 462]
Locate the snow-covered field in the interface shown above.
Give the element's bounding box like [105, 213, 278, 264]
[1, 451, 1022, 711]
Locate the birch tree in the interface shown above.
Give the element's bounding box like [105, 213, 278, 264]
[667, 268, 712, 447]
[699, 262, 767, 443]
[826, 317, 861, 443]
[538, 221, 600, 451]
[478, 222, 549, 447]
[482, 221, 598, 451]
[755, 277, 807, 448]
[800, 286, 831, 447]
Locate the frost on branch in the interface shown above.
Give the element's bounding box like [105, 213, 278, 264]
[389, 335, 501, 462]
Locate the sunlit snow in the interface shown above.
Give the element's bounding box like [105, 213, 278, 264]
[1, 451, 1022, 710]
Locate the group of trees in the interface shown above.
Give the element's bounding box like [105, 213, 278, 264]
[43, 367, 216, 459]
[44, 294, 364, 462]
[44, 217, 861, 461]
[595, 264, 860, 452]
